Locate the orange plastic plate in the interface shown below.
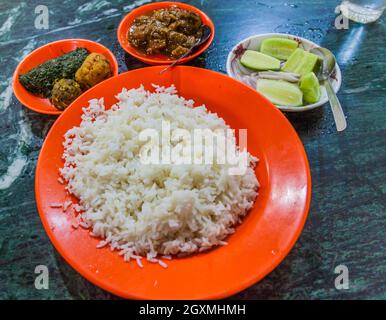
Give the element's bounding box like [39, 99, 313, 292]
[13, 39, 119, 115]
[117, 2, 215, 65]
[35, 66, 311, 299]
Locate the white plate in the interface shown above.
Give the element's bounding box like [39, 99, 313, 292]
[226, 33, 342, 112]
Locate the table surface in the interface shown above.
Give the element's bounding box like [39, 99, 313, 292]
[0, 0, 385, 300]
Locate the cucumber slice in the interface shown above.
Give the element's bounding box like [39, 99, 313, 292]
[299, 72, 321, 104]
[240, 50, 281, 71]
[260, 38, 298, 60]
[282, 48, 305, 73]
[282, 48, 320, 76]
[256, 79, 303, 107]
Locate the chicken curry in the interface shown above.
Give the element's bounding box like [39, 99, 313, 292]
[128, 7, 204, 59]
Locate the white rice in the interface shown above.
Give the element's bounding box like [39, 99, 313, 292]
[71, 221, 79, 229]
[136, 258, 144, 268]
[60, 85, 259, 266]
[158, 260, 168, 268]
[63, 200, 72, 212]
[49, 203, 62, 208]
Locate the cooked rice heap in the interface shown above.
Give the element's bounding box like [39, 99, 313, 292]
[60, 85, 259, 265]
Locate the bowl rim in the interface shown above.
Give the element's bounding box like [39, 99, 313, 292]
[226, 33, 342, 112]
[12, 38, 119, 115]
[117, 1, 215, 65]
[35, 66, 312, 299]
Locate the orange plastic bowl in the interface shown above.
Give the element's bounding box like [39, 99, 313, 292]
[13, 39, 119, 115]
[35, 66, 311, 299]
[117, 2, 215, 65]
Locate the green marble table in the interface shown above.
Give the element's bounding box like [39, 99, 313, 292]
[0, 0, 385, 300]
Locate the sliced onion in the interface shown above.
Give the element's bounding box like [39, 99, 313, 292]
[257, 71, 300, 82]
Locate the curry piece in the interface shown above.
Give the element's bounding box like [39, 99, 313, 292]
[50, 79, 82, 110]
[128, 7, 203, 58]
[75, 53, 112, 90]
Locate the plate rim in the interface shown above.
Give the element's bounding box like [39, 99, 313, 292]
[35, 66, 312, 299]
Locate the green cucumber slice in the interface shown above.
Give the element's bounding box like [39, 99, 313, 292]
[260, 38, 298, 60]
[240, 50, 281, 71]
[282, 48, 320, 76]
[299, 72, 321, 104]
[256, 79, 303, 107]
